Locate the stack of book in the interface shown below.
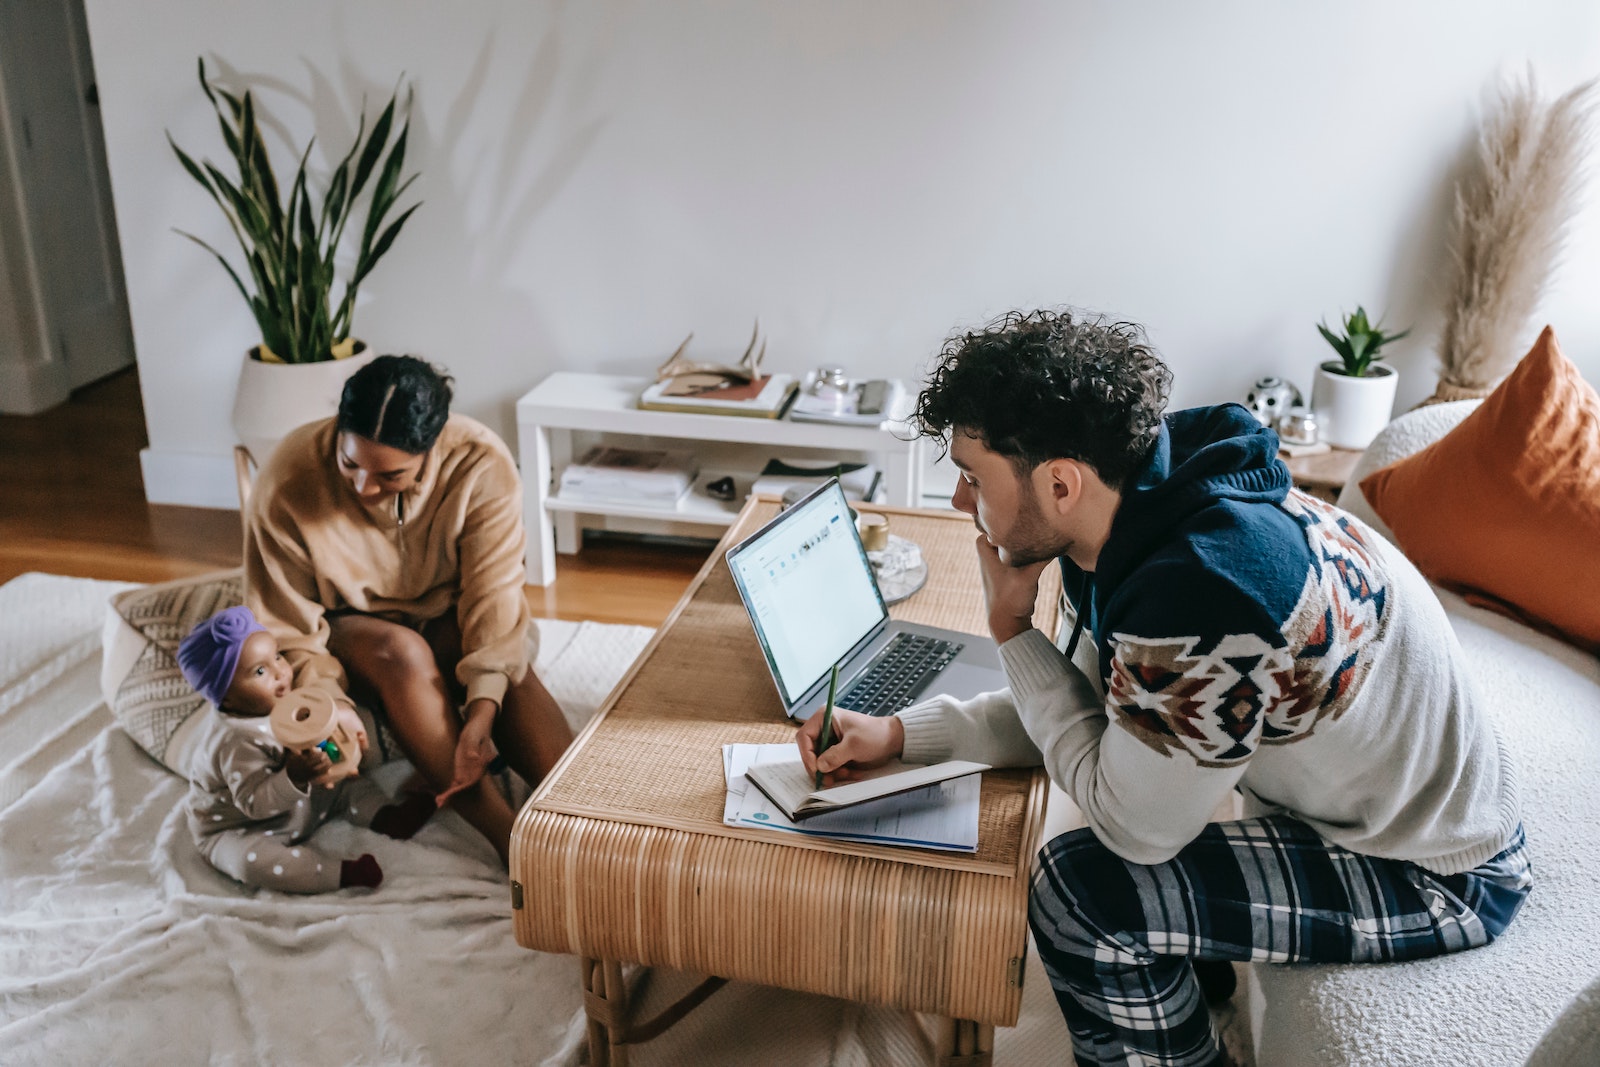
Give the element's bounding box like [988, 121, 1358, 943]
[558, 446, 699, 506]
[637, 374, 798, 418]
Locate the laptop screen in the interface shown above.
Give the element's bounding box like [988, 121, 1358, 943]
[726, 480, 888, 708]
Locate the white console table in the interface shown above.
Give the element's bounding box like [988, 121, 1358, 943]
[515, 372, 924, 586]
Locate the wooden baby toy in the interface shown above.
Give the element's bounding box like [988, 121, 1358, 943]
[270, 688, 362, 783]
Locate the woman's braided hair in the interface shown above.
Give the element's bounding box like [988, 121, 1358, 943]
[337, 355, 454, 454]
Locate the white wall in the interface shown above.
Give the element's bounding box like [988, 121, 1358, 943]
[83, 0, 1600, 507]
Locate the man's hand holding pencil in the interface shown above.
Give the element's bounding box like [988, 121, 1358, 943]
[796, 679, 906, 786]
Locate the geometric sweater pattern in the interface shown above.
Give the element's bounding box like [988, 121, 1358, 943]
[1109, 491, 1391, 767]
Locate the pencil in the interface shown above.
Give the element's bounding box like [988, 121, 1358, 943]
[815, 664, 838, 789]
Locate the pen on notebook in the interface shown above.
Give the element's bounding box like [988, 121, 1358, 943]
[815, 664, 839, 789]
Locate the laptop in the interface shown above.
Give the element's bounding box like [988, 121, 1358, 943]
[726, 479, 1008, 721]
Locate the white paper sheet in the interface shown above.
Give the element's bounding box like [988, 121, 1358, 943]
[722, 743, 980, 852]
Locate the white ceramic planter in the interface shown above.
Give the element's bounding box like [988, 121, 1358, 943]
[231, 341, 376, 466]
[1310, 361, 1398, 450]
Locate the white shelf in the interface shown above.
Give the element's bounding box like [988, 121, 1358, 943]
[516, 373, 915, 448]
[515, 372, 924, 586]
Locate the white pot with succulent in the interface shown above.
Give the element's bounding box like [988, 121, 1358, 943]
[1310, 307, 1409, 450]
[169, 59, 422, 468]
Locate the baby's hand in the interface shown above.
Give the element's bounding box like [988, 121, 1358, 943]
[284, 746, 333, 789]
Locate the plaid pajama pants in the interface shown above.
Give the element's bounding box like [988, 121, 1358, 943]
[1028, 814, 1533, 1067]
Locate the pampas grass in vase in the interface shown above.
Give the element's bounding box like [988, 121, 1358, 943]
[1428, 71, 1597, 406]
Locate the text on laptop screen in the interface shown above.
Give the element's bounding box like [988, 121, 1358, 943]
[727, 484, 887, 706]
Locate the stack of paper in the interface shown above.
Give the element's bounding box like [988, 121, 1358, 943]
[787, 378, 906, 427]
[558, 446, 698, 505]
[722, 743, 981, 853]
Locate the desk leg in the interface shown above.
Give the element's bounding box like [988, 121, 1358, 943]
[548, 428, 580, 555]
[522, 423, 558, 587]
[580, 957, 630, 1067]
[935, 1018, 994, 1066]
[580, 956, 727, 1064]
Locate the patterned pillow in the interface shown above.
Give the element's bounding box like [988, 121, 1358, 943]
[104, 571, 420, 777]
[103, 570, 244, 773]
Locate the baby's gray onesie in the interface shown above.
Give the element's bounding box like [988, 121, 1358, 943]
[186, 709, 386, 893]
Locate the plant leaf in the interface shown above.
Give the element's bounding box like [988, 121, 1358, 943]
[349, 202, 421, 289]
[168, 136, 216, 196]
[360, 123, 410, 252]
[175, 230, 251, 306]
[1316, 321, 1352, 362]
[348, 93, 397, 203]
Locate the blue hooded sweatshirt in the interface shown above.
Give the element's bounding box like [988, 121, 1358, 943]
[899, 403, 1518, 871]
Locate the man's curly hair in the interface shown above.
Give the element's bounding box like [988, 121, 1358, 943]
[915, 309, 1172, 490]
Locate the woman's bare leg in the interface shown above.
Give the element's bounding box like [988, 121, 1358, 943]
[328, 615, 514, 864]
[497, 668, 576, 787]
[421, 615, 575, 790]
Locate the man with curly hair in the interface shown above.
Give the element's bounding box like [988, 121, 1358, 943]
[796, 310, 1528, 1067]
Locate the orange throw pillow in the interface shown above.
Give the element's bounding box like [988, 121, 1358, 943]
[1360, 326, 1600, 652]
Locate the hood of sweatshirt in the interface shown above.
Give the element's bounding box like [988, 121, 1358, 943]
[1089, 403, 1290, 598]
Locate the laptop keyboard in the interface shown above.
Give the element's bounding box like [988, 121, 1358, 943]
[835, 632, 964, 716]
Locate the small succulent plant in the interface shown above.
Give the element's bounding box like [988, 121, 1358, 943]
[1317, 307, 1410, 378]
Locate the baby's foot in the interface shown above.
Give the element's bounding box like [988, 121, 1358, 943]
[339, 853, 383, 889]
[370, 791, 437, 840]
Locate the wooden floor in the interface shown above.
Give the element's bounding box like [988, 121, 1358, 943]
[0, 369, 710, 628]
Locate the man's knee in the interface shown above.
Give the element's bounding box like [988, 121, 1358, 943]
[1028, 827, 1110, 958]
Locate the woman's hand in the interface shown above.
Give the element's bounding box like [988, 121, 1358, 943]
[334, 703, 369, 759]
[435, 699, 499, 807]
[796, 707, 905, 784]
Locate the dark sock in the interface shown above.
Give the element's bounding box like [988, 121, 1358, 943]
[339, 853, 383, 889]
[1193, 958, 1238, 1008]
[369, 791, 436, 840]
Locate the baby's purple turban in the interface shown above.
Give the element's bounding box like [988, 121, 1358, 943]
[177, 605, 267, 708]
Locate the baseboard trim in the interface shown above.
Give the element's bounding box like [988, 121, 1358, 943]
[139, 448, 239, 510]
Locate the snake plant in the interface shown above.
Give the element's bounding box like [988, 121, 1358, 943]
[169, 58, 420, 364]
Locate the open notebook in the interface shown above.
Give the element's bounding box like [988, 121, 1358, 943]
[745, 757, 990, 822]
[722, 744, 985, 852]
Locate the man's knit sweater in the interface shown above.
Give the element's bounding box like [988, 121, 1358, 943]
[244, 415, 532, 709]
[899, 405, 1519, 874]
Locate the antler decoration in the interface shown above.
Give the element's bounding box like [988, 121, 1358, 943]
[655, 320, 765, 386]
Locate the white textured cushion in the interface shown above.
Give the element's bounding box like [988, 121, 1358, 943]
[1526, 973, 1600, 1067]
[1251, 399, 1600, 1066]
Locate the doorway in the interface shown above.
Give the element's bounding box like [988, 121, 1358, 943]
[0, 0, 135, 415]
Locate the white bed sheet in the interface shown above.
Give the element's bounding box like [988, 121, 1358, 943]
[0, 572, 1253, 1066]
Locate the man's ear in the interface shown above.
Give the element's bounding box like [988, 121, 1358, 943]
[1040, 459, 1083, 516]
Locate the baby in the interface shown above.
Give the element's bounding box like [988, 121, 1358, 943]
[177, 606, 434, 893]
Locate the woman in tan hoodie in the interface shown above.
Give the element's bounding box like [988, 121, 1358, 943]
[244, 355, 572, 864]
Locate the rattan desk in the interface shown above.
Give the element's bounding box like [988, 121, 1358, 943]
[510, 498, 1061, 1066]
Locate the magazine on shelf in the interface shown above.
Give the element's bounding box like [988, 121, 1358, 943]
[557, 446, 698, 505]
[750, 458, 882, 502]
[637, 374, 798, 418]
